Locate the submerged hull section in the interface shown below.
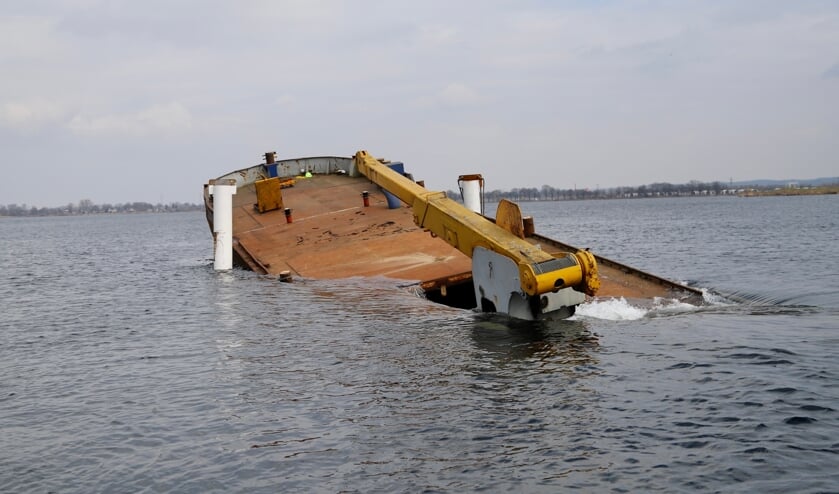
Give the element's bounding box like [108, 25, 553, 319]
[204, 155, 703, 317]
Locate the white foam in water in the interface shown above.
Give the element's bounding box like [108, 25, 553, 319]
[573, 297, 702, 321]
[650, 297, 701, 314]
[700, 288, 734, 306]
[573, 297, 648, 321]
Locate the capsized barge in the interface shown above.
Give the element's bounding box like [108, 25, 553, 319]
[204, 151, 703, 320]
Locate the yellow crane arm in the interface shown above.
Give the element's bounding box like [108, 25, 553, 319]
[353, 151, 598, 297]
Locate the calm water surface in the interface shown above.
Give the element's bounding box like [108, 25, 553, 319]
[1, 195, 838, 493]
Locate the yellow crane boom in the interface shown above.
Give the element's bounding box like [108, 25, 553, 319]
[353, 151, 599, 303]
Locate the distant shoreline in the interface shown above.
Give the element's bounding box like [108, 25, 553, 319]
[737, 186, 839, 197]
[447, 184, 839, 203]
[0, 204, 203, 218]
[3, 184, 837, 218]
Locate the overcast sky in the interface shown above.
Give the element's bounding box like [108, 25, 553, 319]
[2, 1, 838, 207]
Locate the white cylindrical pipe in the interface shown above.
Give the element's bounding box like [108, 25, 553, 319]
[459, 175, 484, 214]
[209, 179, 237, 271]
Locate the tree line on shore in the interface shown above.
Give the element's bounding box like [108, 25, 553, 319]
[447, 180, 837, 202]
[4, 178, 836, 217]
[0, 200, 203, 217]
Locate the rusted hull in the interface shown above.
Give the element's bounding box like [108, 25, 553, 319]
[204, 157, 703, 311]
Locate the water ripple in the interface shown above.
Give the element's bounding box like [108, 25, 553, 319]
[2, 199, 839, 492]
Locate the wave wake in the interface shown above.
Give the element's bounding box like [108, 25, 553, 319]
[572, 297, 701, 321]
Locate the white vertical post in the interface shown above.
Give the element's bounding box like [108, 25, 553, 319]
[209, 179, 237, 271]
[458, 175, 484, 215]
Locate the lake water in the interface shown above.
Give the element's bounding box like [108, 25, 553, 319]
[1, 195, 837, 493]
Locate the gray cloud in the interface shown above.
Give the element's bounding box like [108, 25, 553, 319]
[1, 0, 838, 207]
[823, 63, 839, 78]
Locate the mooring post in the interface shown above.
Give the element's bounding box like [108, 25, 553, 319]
[209, 178, 237, 270]
[457, 174, 485, 215]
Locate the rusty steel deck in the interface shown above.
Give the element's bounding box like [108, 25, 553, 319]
[227, 174, 473, 284]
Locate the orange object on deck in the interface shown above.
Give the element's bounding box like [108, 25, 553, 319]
[254, 177, 284, 213]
